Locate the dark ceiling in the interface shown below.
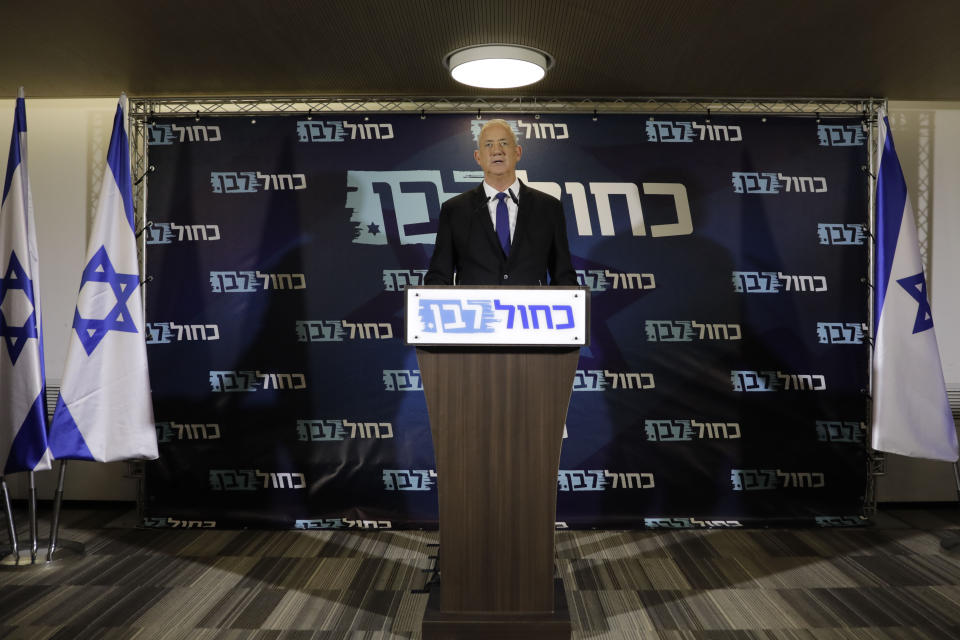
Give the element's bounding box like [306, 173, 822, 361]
[3, 0, 959, 100]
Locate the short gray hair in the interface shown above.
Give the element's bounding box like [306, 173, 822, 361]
[476, 118, 518, 148]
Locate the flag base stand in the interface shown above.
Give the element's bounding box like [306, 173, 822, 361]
[0, 538, 84, 568]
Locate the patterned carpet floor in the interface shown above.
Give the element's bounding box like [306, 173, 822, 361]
[1, 505, 960, 639]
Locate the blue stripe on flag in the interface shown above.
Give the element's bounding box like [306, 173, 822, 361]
[106, 103, 135, 233]
[4, 392, 48, 474]
[874, 115, 908, 334]
[48, 396, 95, 461]
[1, 97, 25, 203]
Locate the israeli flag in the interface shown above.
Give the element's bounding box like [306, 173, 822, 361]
[49, 95, 158, 462]
[0, 90, 52, 474]
[871, 108, 958, 461]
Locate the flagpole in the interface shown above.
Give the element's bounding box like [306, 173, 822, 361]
[955, 461, 960, 499]
[942, 463, 960, 552]
[46, 460, 66, 562]
[28, 471, 38, 563]
[1, 477, 18, 563]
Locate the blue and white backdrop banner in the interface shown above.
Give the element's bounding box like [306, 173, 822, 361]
[144, 113, 868, 530]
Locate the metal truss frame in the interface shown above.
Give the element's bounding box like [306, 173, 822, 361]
[129, 95, 879, 118]
[128, 95, 886, 522]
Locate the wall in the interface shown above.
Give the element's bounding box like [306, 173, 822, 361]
[0, 97, 957, 505]
[0, 98, 136, 501]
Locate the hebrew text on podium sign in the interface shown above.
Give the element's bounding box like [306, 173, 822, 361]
[405, 286, 589, 347]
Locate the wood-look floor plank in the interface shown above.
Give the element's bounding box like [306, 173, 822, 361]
[1, 506, 959, 638]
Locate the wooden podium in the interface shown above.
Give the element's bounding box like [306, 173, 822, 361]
[405, 286, 588, 640]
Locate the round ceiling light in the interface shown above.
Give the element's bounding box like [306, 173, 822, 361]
[446, 45, 552, 89]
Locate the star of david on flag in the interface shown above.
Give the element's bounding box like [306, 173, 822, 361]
[871, 108, 958, 461]
[73, 246, 141, 356]
[49, 95, 158, 463]
[895, 272, 934, 335]
[1, 251, 39, 364]
[0, 90, 52, 474]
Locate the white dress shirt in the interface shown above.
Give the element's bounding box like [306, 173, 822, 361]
[483, 179, 520, 243]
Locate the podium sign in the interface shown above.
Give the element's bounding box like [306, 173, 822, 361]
[405, 286, 589, 347]
[410, 286, 586, 640]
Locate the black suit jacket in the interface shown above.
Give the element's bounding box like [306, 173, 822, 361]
[424, 181, 578, 286]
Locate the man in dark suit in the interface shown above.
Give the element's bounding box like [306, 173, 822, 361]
[425, 119, 578, 286]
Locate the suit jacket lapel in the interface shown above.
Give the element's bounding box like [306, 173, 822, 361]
[509, 180, 533, 265]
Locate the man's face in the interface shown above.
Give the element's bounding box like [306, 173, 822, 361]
[474, 124, 522, 179]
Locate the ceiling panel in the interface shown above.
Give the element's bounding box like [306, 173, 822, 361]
[2, 0, 958, 100]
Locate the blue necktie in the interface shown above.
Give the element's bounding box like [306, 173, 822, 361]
[495, 192, 510, 256]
